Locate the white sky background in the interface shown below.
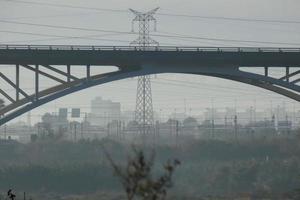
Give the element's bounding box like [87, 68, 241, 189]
[0, 0, 300, 124]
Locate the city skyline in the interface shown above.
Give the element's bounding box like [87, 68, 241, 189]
[0, 0, 299, 124]
[6, 95, 299, 128]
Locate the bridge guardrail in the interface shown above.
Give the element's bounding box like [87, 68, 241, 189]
[0, 45, 300, 53]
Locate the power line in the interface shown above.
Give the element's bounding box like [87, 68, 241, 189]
[157, 12, 300, 25]
[156, 31, 239, 47]
[151, 33, 300, 46]
[0, 19, 133, 34]
[1, 81, 280, 108]
[1, 19, 299, 46]
[151, 79, 273, 97]
[155, 78, 263, 94]
[0, 30, 133, 43]
[2, 0, 300, 25]
[0, 31, 179, 46]
[0, 12, 96, 21]
[0, 0, 127, 13]
[0, 73, 292, 99]
[0, 30, 127, 39]
[2, 37, 129, 44]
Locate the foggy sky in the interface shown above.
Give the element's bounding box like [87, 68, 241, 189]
[0, 0, 300, 124]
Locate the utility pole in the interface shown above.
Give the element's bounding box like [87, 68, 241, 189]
[80, 122, 83, 140]
[4, 123, 7, 140]
[234, 115, 238, 143]
[271, 114, 276, 134]
[211, 99, 215, 139]
[175, 120, 179, 148]
[74, 123, 77, 142]
[130, 8, 159, 144]
[286, 114, 290, 134]
[117, 120, 122, 140]
[107, 123, 110, 138]
[155, 120, 160, 143]
[122, 121, 126, 140]
[253, 99, 257, 124]
[225, 115, 228, 139]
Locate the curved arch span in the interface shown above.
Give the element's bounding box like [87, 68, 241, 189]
[0, 69, 142, 126]
[195, 72, 300, 102]
[0, 70, 299, 126]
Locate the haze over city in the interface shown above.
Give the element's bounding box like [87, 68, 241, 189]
[0, 0, 300, 124]
[0, 0, 300, 199]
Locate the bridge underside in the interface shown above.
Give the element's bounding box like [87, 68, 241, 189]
[0, 46, 300, 125]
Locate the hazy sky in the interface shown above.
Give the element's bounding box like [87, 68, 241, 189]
[0, 0, 300, 124]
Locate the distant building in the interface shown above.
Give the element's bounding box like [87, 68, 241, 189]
[204, 108, 230, 125]
[204, 107, 272, 126]
[277, 120, 292, 134]
[38, 112, 69, 136]
[122, 110, 135, 124]
[1, 121, 34, 143]
[169, 112, 187, 122]
[88, 97, 121, 127]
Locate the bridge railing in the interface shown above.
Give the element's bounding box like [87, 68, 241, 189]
[0, 45, 300, 52]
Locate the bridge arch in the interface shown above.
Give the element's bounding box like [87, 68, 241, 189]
[0, 67, 299, 126]
[0, 45, 299, 125]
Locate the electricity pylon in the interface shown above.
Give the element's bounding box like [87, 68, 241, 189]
[130, 7, 159, 47]
[130, 8, 159, 141]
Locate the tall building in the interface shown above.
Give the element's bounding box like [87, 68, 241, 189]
[88, 97, 121, 127]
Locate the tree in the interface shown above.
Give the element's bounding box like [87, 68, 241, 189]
[104, 147, 180, 200]
[183, 117, 198, 134]
[183, 117, 198, 128]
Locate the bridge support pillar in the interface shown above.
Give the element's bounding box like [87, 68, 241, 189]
[286, 67, 290, 82]
[35, 65, 39, 101]
[67, 65, 71, 82]
[264, 67, 268, 77]
[16, 64, 19, 101]
[87, 65, 91, 79]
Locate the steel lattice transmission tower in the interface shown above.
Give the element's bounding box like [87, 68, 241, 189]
[130, 7, 159, 47]
[130, 8, 159, 138]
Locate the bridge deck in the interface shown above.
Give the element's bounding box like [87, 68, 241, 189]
[0, 45, 300, 67]
[0, 45, 300, 126]
[1, 45, 300, 52]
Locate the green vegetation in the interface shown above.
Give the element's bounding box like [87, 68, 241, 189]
[0, 135, 300, 199]
[105, 147, 180, 200]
